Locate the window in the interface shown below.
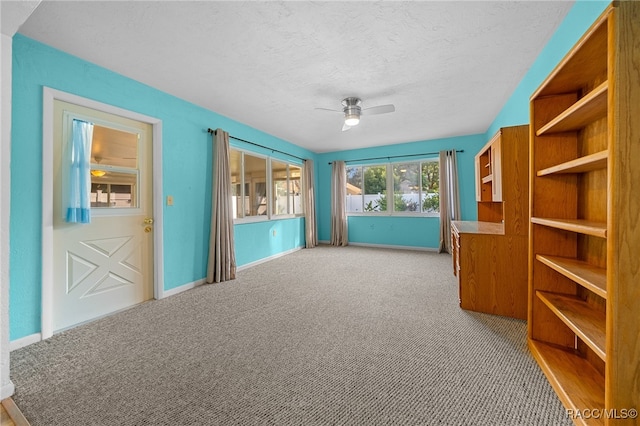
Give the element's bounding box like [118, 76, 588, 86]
[346, 159, 439, 215]
[89, 125, 139, 208]
[230, 150, 267, 219]
[272, 161, 302, 216]
[421, 160, 440, 214]
[231, 148, 303, 220]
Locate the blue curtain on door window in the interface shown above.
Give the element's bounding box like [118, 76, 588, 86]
[66, 119, 94, 223]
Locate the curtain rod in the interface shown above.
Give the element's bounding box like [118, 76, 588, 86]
[327, 149, 464, 165]
[207, 128, 306, 162]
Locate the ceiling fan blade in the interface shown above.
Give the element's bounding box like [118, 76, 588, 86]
[342, 123, 352, 132]
[362, 104, 395, 115]
[315, 107, 342, 113]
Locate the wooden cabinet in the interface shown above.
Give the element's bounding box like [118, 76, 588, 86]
[452, 221, 528, 319]
[453, 124, 529, 320]
[528, 3, 640, 424]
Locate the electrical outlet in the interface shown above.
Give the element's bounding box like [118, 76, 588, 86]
[167, 195, 174, 206]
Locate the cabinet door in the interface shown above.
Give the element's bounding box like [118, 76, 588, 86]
[474, 153, 482, 201]
[491, 138, 502, 202]
[451, 228, 460, 276]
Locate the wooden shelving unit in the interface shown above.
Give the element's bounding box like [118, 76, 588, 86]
[452, 125, 529, 320]
[528, 3, 640, 424]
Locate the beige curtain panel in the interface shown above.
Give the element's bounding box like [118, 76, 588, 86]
[206, 128, 236, 283]
[330, 160, 348, 246]
[303, 159, 317, 248]
[438, 150, 461, 253]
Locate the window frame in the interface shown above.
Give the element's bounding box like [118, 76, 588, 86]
[345, 158, 440, 218]
[230, 147, 305, 223]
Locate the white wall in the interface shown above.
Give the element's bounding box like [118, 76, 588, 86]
[1, 32, 15, 399]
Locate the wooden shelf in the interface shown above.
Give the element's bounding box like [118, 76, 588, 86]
[536, 255, 606, 299]
[529, 340, 605, 425]
[531, 217, 607, 238]
[537, 81, 608, 136]
[481, 174, 493, 184]
[537, 291, 606, 361]
[537, 150, 607, 177]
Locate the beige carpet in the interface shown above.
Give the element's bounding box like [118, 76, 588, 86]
[10, 245, 571, 425]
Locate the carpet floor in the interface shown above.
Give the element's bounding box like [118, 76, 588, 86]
[10, 245, 571, 425]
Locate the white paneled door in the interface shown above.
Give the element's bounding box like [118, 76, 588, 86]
[52, 100, 153, 332]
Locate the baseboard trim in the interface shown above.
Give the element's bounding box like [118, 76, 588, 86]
[164, 247, 305, 293]
[0, 382, 15, 400]
[9, 333, 41, 352]
[237, 246, 304, 272]
[162, 278, 206, 298]
[348, 242, 438, 252]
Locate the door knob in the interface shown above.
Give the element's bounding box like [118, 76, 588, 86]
[144, 218, 154, 224]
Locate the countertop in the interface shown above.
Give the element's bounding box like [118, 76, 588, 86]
[451, 220, 505, 235]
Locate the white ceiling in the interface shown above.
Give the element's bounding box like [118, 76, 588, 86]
[3, 1, 574, 153]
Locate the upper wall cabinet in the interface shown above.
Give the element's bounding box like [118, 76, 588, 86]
[474, 133, 502, 203]
[474, 127, 528, 226]
[528, 3, 640, 423]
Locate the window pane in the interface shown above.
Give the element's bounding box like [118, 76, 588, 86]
[393, 163, 420, 212]
[363, 165, 387, 212]
[421, 160, 440, 213]
[91, 125, 138, 169]
[90, 125, 139, 208]
[272, 160, 288, 215]
[244, 154, 267, 216]
[230, 150, 243, 219]
[90, 171, 137, 208]
[90, 183, 109, 207]
[346, 166, 363, 213]
[289, 165, 302, 214]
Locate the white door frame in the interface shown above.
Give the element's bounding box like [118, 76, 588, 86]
[42, 87, 165, 339]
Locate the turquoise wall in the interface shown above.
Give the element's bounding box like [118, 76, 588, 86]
[10, 35, 315, 340]
[315, 134, 485, 248]
[235, 218, 306, 267]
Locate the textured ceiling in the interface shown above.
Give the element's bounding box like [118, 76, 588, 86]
[5, 1, 574, 153]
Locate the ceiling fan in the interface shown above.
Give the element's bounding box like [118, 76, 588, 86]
[316, 97, 395, 131]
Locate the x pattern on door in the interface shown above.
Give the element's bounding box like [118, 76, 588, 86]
[66, 235, 143, 298]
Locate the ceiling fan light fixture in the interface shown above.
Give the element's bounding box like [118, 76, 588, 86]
[91, 169, 106, 177]
[343, 99, 362, 126]
[316, 96, 393, 131]
[344, 113, 360, 126]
